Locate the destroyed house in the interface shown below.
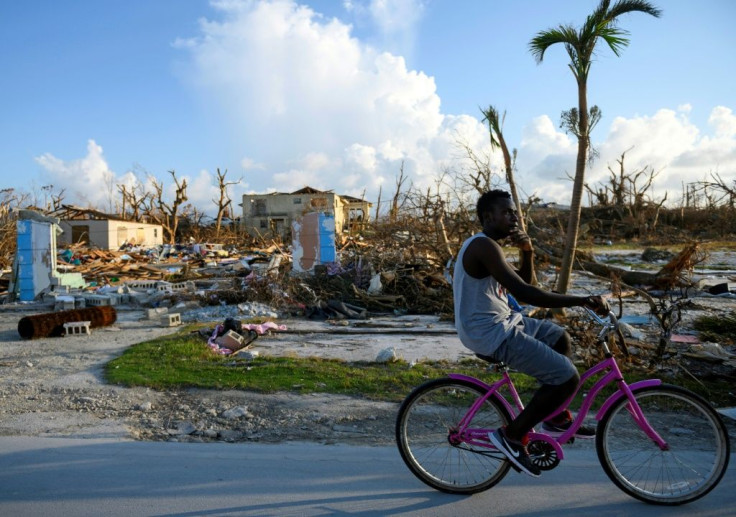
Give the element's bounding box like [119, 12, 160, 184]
[240, 187, 371, 239]
[53, 205, 164, 250]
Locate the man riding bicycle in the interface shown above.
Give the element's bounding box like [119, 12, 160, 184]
[453, 189, 609, 476]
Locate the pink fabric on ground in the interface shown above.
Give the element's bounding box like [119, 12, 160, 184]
[242, 322, 287, 335]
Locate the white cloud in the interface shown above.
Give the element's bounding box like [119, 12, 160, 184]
[368, 0, 426, 33]
[709, 106, 736, 138]
[240, 157, 266, 170]
[584, 106, 735, 205]
[176, 0, 486, 204]
[184, 169, 222, 209]
[504, 106, 736, 206]
[35, 2, 735, 215]
[34, 140, 136, 210]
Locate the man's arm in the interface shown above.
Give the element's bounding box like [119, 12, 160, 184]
[464, 236, 608, 313]
[508, 229, 534, 284]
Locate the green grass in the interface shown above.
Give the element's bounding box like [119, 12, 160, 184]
[104, 330, 733, 407]
[105, 330, 539, 402]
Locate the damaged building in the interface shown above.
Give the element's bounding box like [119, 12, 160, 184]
[53, 205, 164, 250]
[240, 187, 372, 240]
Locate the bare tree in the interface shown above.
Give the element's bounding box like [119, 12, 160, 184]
[389, 162, 411, 223]
[143, 170, 190, 244]
[584, 150, 667, 236]
[212, 168, 241, 237]
[118, 183, 152, 222]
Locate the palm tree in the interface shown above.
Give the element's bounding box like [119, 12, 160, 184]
[529, 0, 661, 294]
[480, 105, 525, 232]
[481, 105, 537, 285]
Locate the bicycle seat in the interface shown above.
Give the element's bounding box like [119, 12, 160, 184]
[475, 353, 505, 366]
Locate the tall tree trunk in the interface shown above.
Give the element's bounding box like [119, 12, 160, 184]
[556, 81, 589, 294]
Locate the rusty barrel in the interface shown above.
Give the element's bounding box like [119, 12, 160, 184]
[17, 306, 117, 339]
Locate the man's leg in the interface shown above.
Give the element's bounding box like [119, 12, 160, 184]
[491, 322, 579, 442]
[505, 373, 578, 441]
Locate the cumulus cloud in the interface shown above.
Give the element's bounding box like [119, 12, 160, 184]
[176, 0, 487, 202]
[34, 140, 137, 210]
[34, 2, 735, 213]
[240, 157, 266, 170]
[588, 107, 736, 202]
[506, 105, 736, 206]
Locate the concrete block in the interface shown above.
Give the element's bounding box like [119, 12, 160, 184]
[214, 330, 248, 351]
[147, 307, 169, 320]
[63, 321, 91, 336]
[126, 280, 158, 291]
[162, 313, 181, 327]
[85, 295, 111, 306]
[54, 296, 75, 312]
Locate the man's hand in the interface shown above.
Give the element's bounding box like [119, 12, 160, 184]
[583, 295, 610, 316]
[508, 228, 533, 252]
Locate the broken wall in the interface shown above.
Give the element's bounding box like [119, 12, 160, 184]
[292, 212, 337, 272]
[57, 219, 163, 249]
[14, 215, 59, 301]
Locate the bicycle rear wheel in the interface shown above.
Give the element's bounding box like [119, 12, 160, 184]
[396, 378, 512, 494]
[597, 384, 730, 505]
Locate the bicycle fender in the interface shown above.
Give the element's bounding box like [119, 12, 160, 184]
[448, 373, 493, 390]
[447, 373, 516, 416]
[595, 379, 662, 420]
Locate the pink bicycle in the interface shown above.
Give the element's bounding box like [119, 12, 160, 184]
[396, 310, 730, 505]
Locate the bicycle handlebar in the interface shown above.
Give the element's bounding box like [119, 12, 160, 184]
[584, 307, 617, 327]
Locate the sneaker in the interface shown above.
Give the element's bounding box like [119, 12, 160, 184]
[489, 427, 541, 477]
[542, 410, 595, 439]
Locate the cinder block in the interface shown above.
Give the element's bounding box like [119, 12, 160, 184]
[214, 330, 247, 351]
[162, 313, 181, 327]
[85, 295, 111, 307]
[55, 299, 75, 311]
[63, 321, 91, 336]
[126, 280, 157, 291]
[147, 307, 168, 320]
[156, 281, 173, 292]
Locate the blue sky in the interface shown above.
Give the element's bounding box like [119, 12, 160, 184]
[1, 0, 734, 215]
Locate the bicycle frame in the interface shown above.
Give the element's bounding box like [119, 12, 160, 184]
[447, 314, 671, 459]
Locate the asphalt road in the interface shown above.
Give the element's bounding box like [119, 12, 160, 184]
[0, 437, 734, 516]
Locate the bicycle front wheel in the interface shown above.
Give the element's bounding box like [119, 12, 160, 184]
[396, 378, 512, 494]
[597, 384, 730, 505]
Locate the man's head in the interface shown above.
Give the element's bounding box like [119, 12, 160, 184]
[477, 189, 518, 239]
[477, 189, 511, 225]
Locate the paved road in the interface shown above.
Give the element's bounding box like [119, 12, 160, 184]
[0, 437, 734, 516]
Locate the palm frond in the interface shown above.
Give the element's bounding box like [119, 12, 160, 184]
[479, 105, 501, 150]
[529, 25, 578, 63]
[596, 25, 631, 56]
[607, 0, 662, 21]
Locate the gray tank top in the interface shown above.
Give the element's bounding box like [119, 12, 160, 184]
[453, 233, 522, 355]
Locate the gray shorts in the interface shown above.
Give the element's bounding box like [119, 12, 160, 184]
[491, 317, 577, 385]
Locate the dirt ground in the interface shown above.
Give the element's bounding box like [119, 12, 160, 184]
[0, 305, 471, 446]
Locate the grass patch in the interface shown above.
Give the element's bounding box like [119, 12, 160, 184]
[105, 331, 538, 402]
[105, 331, 733, 407]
